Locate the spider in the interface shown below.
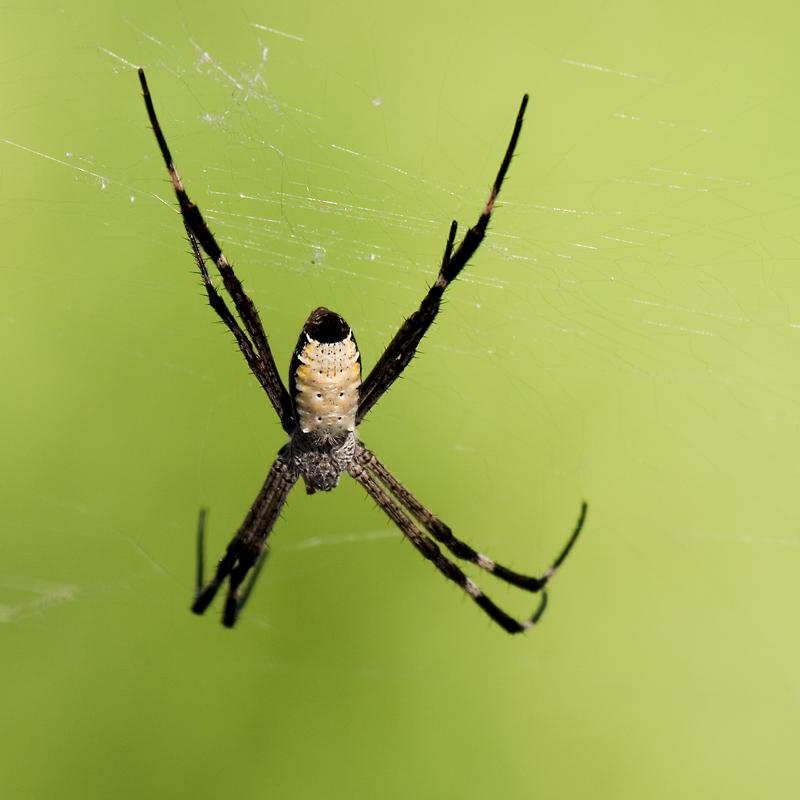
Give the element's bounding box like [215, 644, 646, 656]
[138, 68, 587, 634]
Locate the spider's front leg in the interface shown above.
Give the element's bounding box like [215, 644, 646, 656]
[349, 444, 586, 632]
[349, 458, 547, 634]
[359, 445, 587, 590]
[193, 452, 298, 627]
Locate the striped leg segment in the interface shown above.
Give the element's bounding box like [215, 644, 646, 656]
[349, 461, 553, 634]
[138, 68, 294, 432]
[354, 444, 587, 593]
[192, 453, 298, 627]
[183, 224, 281, 401]
[357, 95, 530, 423]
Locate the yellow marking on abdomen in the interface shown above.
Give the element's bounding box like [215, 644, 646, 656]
[295, 333, 361, 434]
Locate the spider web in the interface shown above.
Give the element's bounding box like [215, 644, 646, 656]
[3, 11, 799, 624]
[2, 5, 800, 800]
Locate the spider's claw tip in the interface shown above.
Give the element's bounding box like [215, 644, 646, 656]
[222, 600, 240, 628]
[532, 589, 548, 619]
[190, 597, 208, 616]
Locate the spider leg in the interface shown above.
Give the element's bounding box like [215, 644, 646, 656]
[196, 507, 208, 594]
[354, 444, 586, 592]
[349, 459, 548, 634]
[234, 545, 271, 618]
[184, 224, 287, 402]
[357, 95, 529, 423]
[195, 505, 268, 611]
[192, 451, 298, 627]
[138, 68, 294, 432]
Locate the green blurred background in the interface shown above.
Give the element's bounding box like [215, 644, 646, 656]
[2, 1, 798, 797]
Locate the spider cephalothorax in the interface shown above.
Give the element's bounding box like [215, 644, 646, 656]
[139, 68, 587, 633]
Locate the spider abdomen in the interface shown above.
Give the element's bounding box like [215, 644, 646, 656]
[294, 336, 360, 434]
[291, 308, 361, 436]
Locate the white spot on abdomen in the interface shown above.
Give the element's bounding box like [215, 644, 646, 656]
[295, 333, 361, 434]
